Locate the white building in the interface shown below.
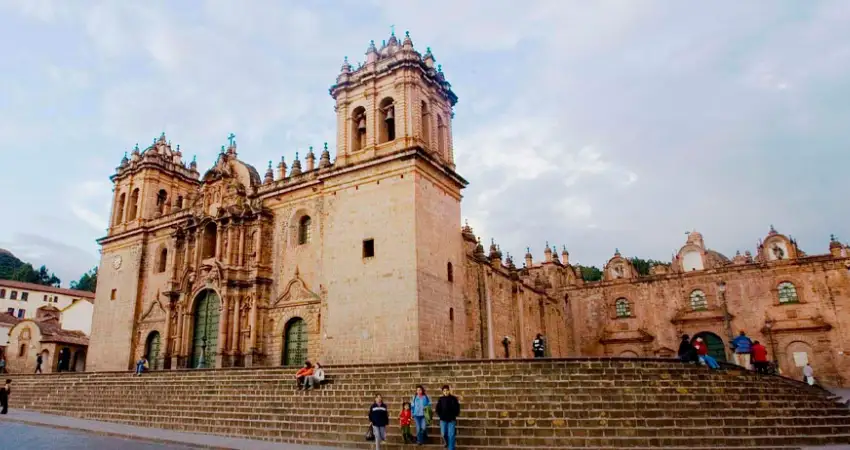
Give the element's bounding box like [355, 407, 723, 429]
[0, 280, 95, 321]
[60, 298, 95, 336]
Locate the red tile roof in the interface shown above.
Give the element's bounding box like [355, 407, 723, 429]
[0, 313, 21, 326]
[0, 279, 95, 299]
[32, 318, 89, 346]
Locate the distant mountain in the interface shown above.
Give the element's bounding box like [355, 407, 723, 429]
[0, 248, 25, 280]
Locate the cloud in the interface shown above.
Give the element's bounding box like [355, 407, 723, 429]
[0, 233, 98, 284]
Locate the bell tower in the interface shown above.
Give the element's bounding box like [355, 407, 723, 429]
[330, 30, 458, 170]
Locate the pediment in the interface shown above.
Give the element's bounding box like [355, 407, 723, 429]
[140, 298, 166, 323]
[273, 274, 320, 307]
[671, 306, 728, 325]
[600, 328, 654, 345]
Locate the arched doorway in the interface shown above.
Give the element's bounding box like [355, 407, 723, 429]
[73, 350, 86, 372]
[693, 332, 727, 363]
[146, 331, 162, 370]
[191, 290, 220, 369]
[57, 347, 71, 372]
[282, 318, 308, 367]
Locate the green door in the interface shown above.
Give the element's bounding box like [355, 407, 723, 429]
[191, 290, 220, 369]
[694, 332, 727, 362]
[283, 318, 308, 366]
[146, 332, 161, 370]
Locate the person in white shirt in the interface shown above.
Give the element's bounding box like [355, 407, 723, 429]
[803, 363, 815, 385]
[306, 362, 325, 390]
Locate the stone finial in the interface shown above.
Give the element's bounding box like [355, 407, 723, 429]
[264, 161, 274, 184]
[552, 246, 560, 263]
[366, 40, 378, 63]
[525, 247, 533, 268]
[474, 237, 486, 260]
[120, 152, 129, 166]
[614, 248, 621, 256]
[423, 46, 435, 68]
[403, 30, 413, 48]
[132, 143, 140, 154]
[190, 155, 197, 170]
[306, 146, 316, 172]
[561, 245, 570, 265]
[277, 156, 287, 180]
[220, 145, 226, 155]
[769, 224, 777, 235]
[340, 56, 351, 73]
[290, 152, 302, 176]
[319, 142, 332, 169]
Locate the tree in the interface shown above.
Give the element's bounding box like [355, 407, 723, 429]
[70, 267, 98, 293]
[627, 257, 669, 277]
[0, 251, 24, 280]
[576, 265, 603, 282]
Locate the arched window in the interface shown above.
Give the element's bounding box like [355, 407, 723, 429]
[778, 282, 799, 304]
[298, 216, 312, 245]
[615, 298, 631, 318]
[202, 222, 217, 259]
[115, 193, 126, 225]
[157, 247, 168, 273]
[352, 106, 367, 152]
[420, 101, 430, 146]
[128, 188, 140, 220]
[436, 115, 446, 156]
[447, 262, 453, 282]
[449, 307, 454, 322]
[689, 289, 707, 311]
[378, 97, 396, 143]
[156, 189, 168, 215]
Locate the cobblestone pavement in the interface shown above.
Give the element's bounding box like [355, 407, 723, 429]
[0, 410, 345, 450]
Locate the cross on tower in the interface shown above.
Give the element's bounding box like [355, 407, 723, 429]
[390, 24, 395, 36]
[227, 133, 236, 147]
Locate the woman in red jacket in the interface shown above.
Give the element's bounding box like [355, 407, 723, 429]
[693, 337, 720, 369]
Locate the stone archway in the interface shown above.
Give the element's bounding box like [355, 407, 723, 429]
[57, 347, 71, 372]
[282, 317, 308, 367]
[693, 331, 727, 362]
[191, 289, 220, 369]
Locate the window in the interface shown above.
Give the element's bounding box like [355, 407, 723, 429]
[689, 289, 707, 311]
[615, 298, 631, 318]
[157, 247, 168, 273]
[449, 307, 454, 322]
[110, 289, 117, 301]
[176, 196, 184, 209]
[420, 101, 430, 146]
[115, 192, 126, 225]
[43, 295, 47, 301]
[128, 188, 140, 220]
[778, 282, 799, 304]
[447, 262, 454, 282]
[156, 189, 168, 215]
[363, 239, 375, 258]
[378, 97, 396, 143]
[17, 309, 25, 318]
[352, 106, 367, 152]
[0, 288, 5, 299]
[6, 308, 14, 315]
[21, 292, 28, 301]
[53, 296, 58, 303]
[298, 216, 312, 245]
[437, 115, 446, 156]
[19, 344, 26, 357]
[10, 291, 17, 300]
[202, 222, 217, 259]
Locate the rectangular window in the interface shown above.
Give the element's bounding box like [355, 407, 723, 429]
[43, 294, 48, 301]
[10, 291, 17, 300]
[362, 239, 375, 258]
[17, 309, 25, 318]
[21, 292, 28, 301]
[110, 289, 117, 300]
[0, 289, 5, 299]
[6, 308, 14, 315]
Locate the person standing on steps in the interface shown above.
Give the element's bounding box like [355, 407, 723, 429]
[0, 379, 10, 414]
[399, 402, 414, 444]
[803, 363, 815, 386]
[368, 393, 389, 450]
[532, 334, 545, 358]
[411, 385, 432, 445]
[436, 385, 461, 450]
[731, 331, 753, 370]
[35, 353, 43, 374]
[751, 340, 769, 374]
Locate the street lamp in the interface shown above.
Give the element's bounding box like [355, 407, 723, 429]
[764, 318, 779, 367]
[718, 280, 733, 357]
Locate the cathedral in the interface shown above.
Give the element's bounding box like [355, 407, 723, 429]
[88, 31, 850, 387]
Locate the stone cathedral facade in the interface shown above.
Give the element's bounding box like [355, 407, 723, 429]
[88, 32, 570, 372]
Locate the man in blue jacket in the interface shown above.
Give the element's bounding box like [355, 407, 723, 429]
[368, 394, 389, 450]
[731, 331, 753, 370]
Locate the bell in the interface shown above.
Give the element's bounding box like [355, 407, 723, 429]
[385, 106, 394, 121]
[357, 117, 366, 131]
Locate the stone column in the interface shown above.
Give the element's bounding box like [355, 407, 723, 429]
[163, 300, 172, 368]
[231, 295, 241, 358]
[238, 227, 245, 266]
[216, 293, 228, 368]
[247, 295, 258, 367]
[172, 304, 184, 369]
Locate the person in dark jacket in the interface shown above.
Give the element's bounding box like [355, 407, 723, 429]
[678, 334, 698, 363]
[436, 385, 461, 450]
[0, 379, 11, 414]
[532, 334, 545, 358]
[35, 354, 43, 374]
[368, 394, 389, 450]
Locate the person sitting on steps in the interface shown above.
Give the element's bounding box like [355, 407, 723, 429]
[295, 361, 313, 390]
[135, 357, 149, 376]
[305, 362, 325, 390]
[693, 337, 719, 369]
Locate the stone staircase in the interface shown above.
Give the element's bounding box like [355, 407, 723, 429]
[5, 358, 850, 449]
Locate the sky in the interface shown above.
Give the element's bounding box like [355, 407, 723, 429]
[0, 0, 848, 287]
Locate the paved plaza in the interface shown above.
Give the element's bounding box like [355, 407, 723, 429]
[0, 410, 344, 450]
